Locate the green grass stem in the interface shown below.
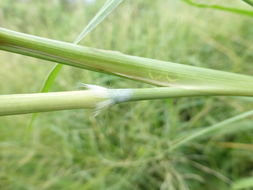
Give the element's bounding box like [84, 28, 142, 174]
[1, 28, 253, 97]
[0, 90, 109, 116]
[1, 87, 253, 116]
[0, 28, 253, 96]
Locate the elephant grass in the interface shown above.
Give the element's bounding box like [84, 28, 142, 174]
[1, 27, 253, 116]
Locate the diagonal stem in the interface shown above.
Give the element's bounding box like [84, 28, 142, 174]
[1, 28, 253, 96]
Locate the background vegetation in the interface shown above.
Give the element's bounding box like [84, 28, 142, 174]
[0, 0, 253, 189]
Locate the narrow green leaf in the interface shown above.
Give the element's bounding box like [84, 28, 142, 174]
[27, 63, 63, 130]
[73, 0, 124, 44]
[170, 109, 253, 151]
[242, 0, 253, 7]
[41, 64, 63, 93]
[26, 63, 63, 132]
[182, 0, 253, 17]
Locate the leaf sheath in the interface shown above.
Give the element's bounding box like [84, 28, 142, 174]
[1, 28, 253, 96]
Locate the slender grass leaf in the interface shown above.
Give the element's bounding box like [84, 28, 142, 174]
[26, 63, 63, 132]
[170, 109, 253, 151]
[41, 64, 64, 93]
[242, 0, 253, 7]
[73, 0, 124, 44]
[182, 0, 253, 17]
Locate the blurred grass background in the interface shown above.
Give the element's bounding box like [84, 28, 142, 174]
[0, 0, 253, 189]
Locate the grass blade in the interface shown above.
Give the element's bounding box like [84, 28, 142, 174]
[73, 0, 123, 44]
[41, 64, 63, 92]
[170, 109, 253, 151]
[27, 63, 63, 130]
[182, 0, 253, 17]
[242, 0, 253, 7]
[27, 63, 63, 129]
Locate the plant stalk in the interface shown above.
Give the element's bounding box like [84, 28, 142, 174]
[0, 90, 109, 116]
[0, 87, 253, 116]
[1, 28, 253, 96]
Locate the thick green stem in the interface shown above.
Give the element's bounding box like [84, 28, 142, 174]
[0, 28, 253, 96]
[0, 87, 252, 116]
[0, 90, 109, 116]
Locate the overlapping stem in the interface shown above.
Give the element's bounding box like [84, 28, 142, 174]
[1, 87, 251, 116]
[1, 28, 253, 97]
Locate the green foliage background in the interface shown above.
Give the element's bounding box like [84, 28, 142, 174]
[0, 0, 253, 189]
